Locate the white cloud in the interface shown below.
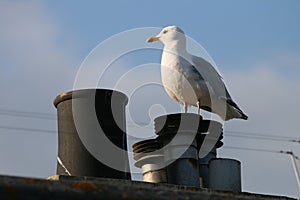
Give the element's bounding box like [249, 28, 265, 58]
[219, 56, 300, 197]
[223, 56, 300, 134]
[0, 1, 78, 112]
[0, 1, 78, 178]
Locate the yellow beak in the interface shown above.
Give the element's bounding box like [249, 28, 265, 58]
[147, 36, 160, 43]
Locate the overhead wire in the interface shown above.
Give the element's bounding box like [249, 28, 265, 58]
[225, 133, 297, 143]
[225, 130, 298, 140]
[223, 146, 300, 160]
[0, 108, 299, 143]
[0, 108, 56, 120]
[0, 125, 56, 134]
[223, 146, 282, 154]
[0, 123, 299, 160]
[126, 122, 300, 143]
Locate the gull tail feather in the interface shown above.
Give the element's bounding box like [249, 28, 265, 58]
[226, 99, 248, 120]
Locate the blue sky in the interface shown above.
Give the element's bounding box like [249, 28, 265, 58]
[0, 0, 300, 198]
[43, 0, 300, 66]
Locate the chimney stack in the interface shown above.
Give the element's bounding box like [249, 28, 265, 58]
[54, 89, 131, 180]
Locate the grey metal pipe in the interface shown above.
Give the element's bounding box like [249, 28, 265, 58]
[133, 139, 167, 183]
[155, 113, 202, 188]
[198, 147, 217, 188]
[197, 120, 223, 188]
[163, 140, 200, 187]
[209, 158, 242, 192]
[53, 89, 131, 180]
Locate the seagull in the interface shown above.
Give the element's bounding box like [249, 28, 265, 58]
[147, 26, 248, 121]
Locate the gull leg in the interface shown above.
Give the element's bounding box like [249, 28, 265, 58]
[196, 100, 200, 115]
[183, 103, 188, 113]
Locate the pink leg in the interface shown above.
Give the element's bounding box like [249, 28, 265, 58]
[196, 100, 200, 115]
[183, 103, 188, 113]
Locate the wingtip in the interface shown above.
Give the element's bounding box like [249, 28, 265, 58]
[225, 113, 248, 121]
[240, 113, 248, 120]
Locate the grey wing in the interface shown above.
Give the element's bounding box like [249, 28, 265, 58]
[179, 57, 211, 91]
[191, 55, 247, 118]
[191, 55, 228, 99]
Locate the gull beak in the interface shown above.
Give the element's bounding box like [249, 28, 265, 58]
[147, 36, 160, 43]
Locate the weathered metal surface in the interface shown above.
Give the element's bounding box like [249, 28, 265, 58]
[133, 139, 167, 183]
[199, 147, 217, 188]
[209, 158, 242, 192]
[155, 113, 202, 187]
[195, 120, 223, 188]
[154, 113, 203, 136]
[143, 169, 167, 183]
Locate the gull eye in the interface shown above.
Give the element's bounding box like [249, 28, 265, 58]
[163, 30, 168, 34]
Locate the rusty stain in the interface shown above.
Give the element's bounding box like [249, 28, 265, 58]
[221, 192, 235, 197]
[20, 178, 51, 188]
[21, 178, 39, 184]
[71, 181, 97, 191]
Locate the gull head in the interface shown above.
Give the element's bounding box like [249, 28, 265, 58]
[147, 26, 186, 46]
